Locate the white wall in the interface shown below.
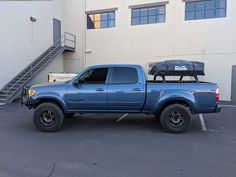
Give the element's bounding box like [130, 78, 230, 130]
[63, 0, 86, 73]
[64, 0, 236, 101]
[32, 55, 64, 85]
[0, 0, 65, 88]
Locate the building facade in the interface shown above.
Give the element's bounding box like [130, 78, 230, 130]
[0, 0, 236, 101]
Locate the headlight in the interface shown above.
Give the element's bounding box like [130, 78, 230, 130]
[28, 89, 36, 97]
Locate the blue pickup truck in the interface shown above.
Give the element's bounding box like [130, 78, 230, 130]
[22, 63, 221, 133]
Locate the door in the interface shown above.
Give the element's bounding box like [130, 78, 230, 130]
[53, 18, 61, 45]
[66, 68, 109, 111]
[107, 67, 145, 111]
[232, 66, 236, 102]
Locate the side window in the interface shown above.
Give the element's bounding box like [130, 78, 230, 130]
[110, 67, 138, 84]
[80, 68, 108, 84]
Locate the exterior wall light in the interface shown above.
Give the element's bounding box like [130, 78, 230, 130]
[30, 16, 37, 22]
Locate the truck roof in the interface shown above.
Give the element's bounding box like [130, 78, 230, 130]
[87, 64, 142, 69]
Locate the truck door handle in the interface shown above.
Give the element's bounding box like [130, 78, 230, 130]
[96, 88, 105, 92]
[133, 88, 142, 92]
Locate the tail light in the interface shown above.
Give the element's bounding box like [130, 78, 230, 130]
[215, 88, 220, 102]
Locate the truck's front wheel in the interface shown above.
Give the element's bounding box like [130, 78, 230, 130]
[33, 102, 64, 132]
[160, 104, 192, 133]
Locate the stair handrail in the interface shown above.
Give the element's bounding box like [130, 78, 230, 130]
[1, 35, 64, 94]
[3, 32, 76, 98]
[5, 38, 64, 96]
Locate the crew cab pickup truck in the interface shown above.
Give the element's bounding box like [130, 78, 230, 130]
[22, 64, 221, 133]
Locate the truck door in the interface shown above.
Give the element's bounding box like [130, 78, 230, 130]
[107, 67, 145, 111]
[66, 68, 109, 111]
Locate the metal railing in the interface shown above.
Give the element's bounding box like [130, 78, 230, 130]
[2, 32, 76, 100]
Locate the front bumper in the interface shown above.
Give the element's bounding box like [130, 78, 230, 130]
[21, 86, 39, 108]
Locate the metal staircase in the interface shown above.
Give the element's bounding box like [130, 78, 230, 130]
[0, 32, 76, 104]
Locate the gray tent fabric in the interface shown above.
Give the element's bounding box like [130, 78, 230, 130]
[148, 60, 205, 76]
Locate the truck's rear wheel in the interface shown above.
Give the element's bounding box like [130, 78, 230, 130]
[160, 104, 192, 133]
[33, 102, 64, 132]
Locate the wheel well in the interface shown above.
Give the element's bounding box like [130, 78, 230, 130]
[158, 100, 193, 115]
[35, 98, 65, 113]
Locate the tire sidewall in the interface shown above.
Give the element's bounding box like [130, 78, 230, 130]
[160, 104, 192, 133]
[33, 102, 64, 132]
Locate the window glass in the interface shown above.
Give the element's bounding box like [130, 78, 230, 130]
[132, 17, 140, 25]
[140, 8, 148, 16]
[216, 0, 226, 8]
[205, 9, 215, 18]
[158, 15, 165, 22]
[108, 12, 115, 20]
[101, 13, 108, 21]
[195, 10, 205, 19]
[186, 3, 195, 11]
[81, 68, 108, 84]
[108, 20, 115, 27]
[87, 11, 116, 29]
[110, 68, 138, 84]
[195, 2, 205, 10]
[149, 7, 156, 16]
[157, 6, 165, 14]
[148, 16, 156, 23]
[205, 0, 215, 9]
[216, 8, 226, 17]
[185, 0, 227, 21]
[101, 21, 108, 28]
[132, 9, 140, 17]
[186, 11, 195, 20]
[131, 5, 166, 25]
[140, 16, 148, 24]
[94, 14, 101, 21]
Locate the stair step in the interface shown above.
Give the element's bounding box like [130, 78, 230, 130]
[0, 95, 7, 99]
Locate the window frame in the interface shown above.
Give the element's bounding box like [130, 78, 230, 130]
[131, 5, 166, 26]
[185, 0, 227, 21]
[108, 67, 139, 85]
[87, 11, 116, 30]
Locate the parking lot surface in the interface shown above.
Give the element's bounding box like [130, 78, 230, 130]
[0, 102, 236, 177]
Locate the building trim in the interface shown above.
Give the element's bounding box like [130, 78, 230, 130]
[128, 1, 169, 9]
[85, 8, 118, 14]
[182, 0, 205, 2]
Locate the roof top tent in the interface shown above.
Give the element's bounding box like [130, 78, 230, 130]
[148, 60, 205, 83]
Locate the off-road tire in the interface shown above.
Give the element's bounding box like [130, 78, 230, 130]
[160, 104, 192, 133]
[33, 102, 64, 132]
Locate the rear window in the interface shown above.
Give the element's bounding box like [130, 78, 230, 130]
[110, 67, 138, 84]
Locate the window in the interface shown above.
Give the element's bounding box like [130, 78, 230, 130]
[131, 5, 166, 25]
[110, 68, 138, 84]
[80, 68, 108, 84]
[87, 11, 115, 29]
[185, 0, 227, 21]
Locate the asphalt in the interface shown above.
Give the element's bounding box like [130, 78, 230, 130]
[0, 102, 236, 177]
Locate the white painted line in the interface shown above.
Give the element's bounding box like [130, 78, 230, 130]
[220, 104, 236, 108]
[116, 113, 128, 122]
[199, 114, 207, 131]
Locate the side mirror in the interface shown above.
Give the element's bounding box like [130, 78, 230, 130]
[73, 80, 80, 85]
[73, 79, 84, 85]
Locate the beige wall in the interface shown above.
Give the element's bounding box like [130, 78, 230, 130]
[0, 0, 65, 88]
[63, 0, 86, 73]
[63, 0, 236, 101]
[0, 0, 235, 101]
[32, 55, 64, 85]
